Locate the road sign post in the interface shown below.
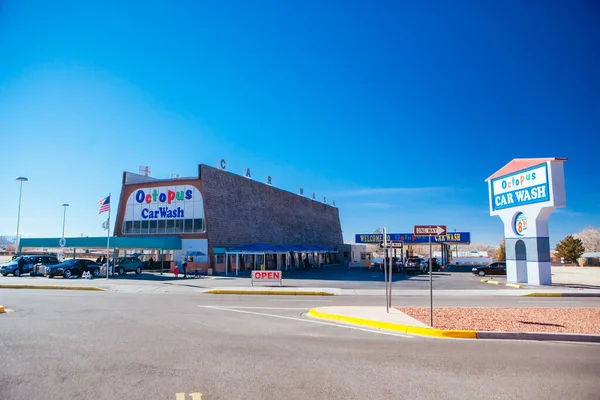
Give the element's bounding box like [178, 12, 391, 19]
[383, 227, 389, 313]
[429, 234, 433, 326]
[414, 225, 446, 327]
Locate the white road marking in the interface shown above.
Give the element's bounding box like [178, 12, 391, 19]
[200, 305, 413, 338]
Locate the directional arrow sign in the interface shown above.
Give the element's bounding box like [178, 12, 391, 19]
[380, 241, 404, 249]
[414, 225, 447, 236]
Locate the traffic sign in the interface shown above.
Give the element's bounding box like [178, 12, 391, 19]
[414, 225, 446, 236]
[379, 241, 404, 249]
[59, 238, 66, 247]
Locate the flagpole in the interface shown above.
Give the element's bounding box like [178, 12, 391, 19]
[106, 193, 111, 280]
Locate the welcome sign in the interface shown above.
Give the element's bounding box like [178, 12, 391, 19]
[490, 164, 550, 211]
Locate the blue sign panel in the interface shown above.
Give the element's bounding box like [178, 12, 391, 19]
[490, 164, 550, 211]
[355, 232, 471, 244]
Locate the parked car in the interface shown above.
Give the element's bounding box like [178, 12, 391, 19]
[1, 255, 60, 277]
[378, 257, 404, 273]
[371, 257, 384, 270]
[46, 258, 102, 279]
[114, 256, 143, 275]
[472, 262, 507, 277]
[404, 257, 427, 274]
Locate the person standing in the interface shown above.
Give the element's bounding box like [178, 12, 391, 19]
[17, 256, 25, 275]
[182, 256, 188, 278]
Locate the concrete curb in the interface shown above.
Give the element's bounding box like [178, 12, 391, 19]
[481, 279, 522, 288]
[505, 283, 523, 289]
[521, 292, 600, 297]
[476, 331, 600, 343]
[307, 308, 477, 339]
[0, 284, 104, 291]
[205, 289, 337, 296]
[307, 308, 600, 343]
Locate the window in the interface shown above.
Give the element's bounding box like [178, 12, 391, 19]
[123, 218, 204, 235]
[216, 255, 225, 264]
[193, 218, 205, 233]
[157, 220, 166, 233]
[166, 220, 175, 233]
[175, 219, 184, 233]
[343, 251, 349, 258]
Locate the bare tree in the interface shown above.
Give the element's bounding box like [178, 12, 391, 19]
[574, 227, 600, 253]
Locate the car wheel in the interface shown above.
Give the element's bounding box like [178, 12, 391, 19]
[135, 266, 142, 274]
[92, 269, 101, 278]
[14, 269, 21, 277]
[64, 269, 72, 279]
[118, 267, 125, 276]
[478, 270, 485, 277]
[1, 273, 8, 277]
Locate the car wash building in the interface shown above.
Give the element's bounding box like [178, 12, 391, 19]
[113, 164, 343, 274]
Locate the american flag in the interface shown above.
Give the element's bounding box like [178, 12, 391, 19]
[98, 195, 110, 214]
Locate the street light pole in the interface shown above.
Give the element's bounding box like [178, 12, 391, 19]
[15, 177, 28, 254]
[61, 204, 70, 240]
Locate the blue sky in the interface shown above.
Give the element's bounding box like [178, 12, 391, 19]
[0, 0, 598, 247]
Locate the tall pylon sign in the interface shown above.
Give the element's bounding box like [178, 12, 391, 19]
[486, 158, 567, 285]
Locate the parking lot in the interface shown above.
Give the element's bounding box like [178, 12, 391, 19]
[2, 254, 598, 292]
[0, 263, 511, 292]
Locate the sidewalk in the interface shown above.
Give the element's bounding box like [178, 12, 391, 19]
[307, 306, 600, 342]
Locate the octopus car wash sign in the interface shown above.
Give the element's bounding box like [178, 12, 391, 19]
[490, 164, 549, 211]
[486, 158, 567, 286]
[124, 185, 205, 221]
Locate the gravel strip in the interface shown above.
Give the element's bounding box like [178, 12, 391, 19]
[395, 307, 600, 334]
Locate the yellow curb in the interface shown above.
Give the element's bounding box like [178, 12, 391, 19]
[205, 289, 336, 296]
[0, 285, 104, 291]
[0, 305, 5, 313]
[480, 279, 489, 282]
[506, 283, 523, 289]
[521, 292, 563, 297]
[307, 308, 477, 339]
[487, 280, 501, 285]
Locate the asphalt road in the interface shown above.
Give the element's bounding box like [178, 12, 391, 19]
[1, 290, 599, 400]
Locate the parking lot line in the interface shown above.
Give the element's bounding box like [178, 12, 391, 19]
[199, 305, 413, 338]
